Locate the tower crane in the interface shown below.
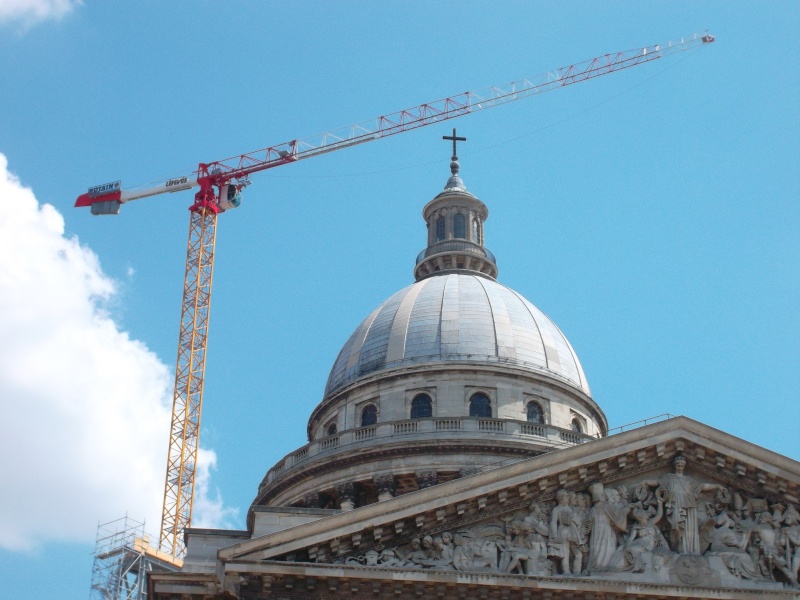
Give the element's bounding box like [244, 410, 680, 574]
[74, 32, 714, 559]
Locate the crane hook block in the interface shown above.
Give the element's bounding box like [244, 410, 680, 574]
[218, 184, 242, 211]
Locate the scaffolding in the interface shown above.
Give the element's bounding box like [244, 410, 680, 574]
[90, 517, 181, 600]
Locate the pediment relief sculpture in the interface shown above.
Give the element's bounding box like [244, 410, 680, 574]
[334, 455, 799, 590]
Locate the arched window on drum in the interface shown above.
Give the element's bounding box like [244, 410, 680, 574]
[453, 213, 466, 239]
[469, 393, 492, 418]
[410, 393, 433, 419]
[361, 404, 377, 427]
[435, 215, 445, 242]
[526, 401, 544, 424]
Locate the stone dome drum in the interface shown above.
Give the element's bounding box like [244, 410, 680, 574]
[324, 273, 590, 398]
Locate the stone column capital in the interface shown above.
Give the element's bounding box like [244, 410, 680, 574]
[335, 482, 356, 511]
[373, 473, 396, 501]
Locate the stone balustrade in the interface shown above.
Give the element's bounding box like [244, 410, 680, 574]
[263, 417, 595, 487]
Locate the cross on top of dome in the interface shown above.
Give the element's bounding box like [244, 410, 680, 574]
[442, 128, 468, 192]
[443, 128, 466, 163]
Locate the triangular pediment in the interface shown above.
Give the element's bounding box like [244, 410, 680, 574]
[212, 417, 800, 597]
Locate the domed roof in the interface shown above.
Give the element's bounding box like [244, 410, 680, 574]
[324, 273, 590, 398]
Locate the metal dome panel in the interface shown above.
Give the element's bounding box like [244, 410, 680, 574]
[324, 274, 590, 397]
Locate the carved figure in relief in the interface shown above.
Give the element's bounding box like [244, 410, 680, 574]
[522, 501, 552, 575]
[473, 524, 506, 570]
[452, 534, 471, 570]
[474, 538, 499, 570]
[404, 537, 429, 565]
[429, 536, 443, 560]
[605, 488, 626, 546]
[704, 511, 762, 580]
[771, 502, 786, 527]
[452, 533, 497, 571]
[378, 548, 406, 567]
[548, 489, 584, 575]
[587, 481, 631, 572]
[421, 535, 434, 558]
[338, 472, 800, 590]
[632, 481, 658, 513]
[779, 504, 800, 585]
[752, 511, 794, 582]
[731, 492, 748, 522]
[441, 531, 455, 562]
[609, 498, 669, 573]
[435, 536, 455, 568]
[642, 455, 725, 555]
[498, 520, 534, 574]
[419, 536, 455, 570]
[606, 488, 623, 510]
[614, 487, 629, 544]
[574, 493, 591, 573]
[523, 502, 550, 554]
[699, 488, 734, 554]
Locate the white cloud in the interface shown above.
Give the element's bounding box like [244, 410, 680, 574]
[192, 449, 239, 530]
[0, 0, 80, 26]
[0, 154, 234, 552]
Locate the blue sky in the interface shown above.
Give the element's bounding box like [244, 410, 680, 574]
[0, 2, 798, 598]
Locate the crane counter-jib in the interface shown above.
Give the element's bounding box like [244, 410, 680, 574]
[74, 175, 199, 214]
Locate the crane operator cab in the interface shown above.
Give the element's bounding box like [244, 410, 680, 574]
[218, 183, 242, 211]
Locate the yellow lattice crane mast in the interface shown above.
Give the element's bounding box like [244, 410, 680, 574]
[74, 32, 714, 559]
[161, 206, 217, 559]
